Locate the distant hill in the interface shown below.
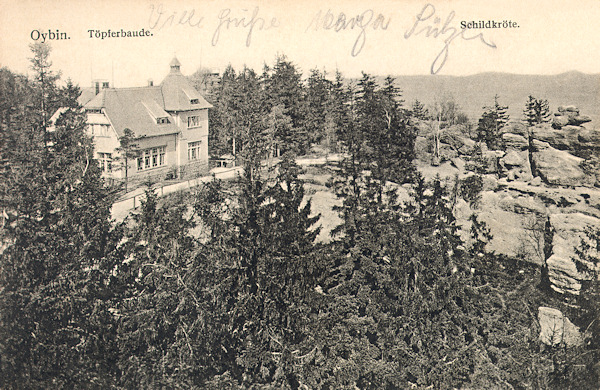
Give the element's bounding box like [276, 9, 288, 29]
[382, 72, 600, 130]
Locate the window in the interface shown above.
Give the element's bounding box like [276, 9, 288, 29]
[87, 109, 102, 114]
[190, 99, 199, 105]
[157, 117, 170, 124]
[90, 124, 109, 137]
[187, 116, 201, 128]
[97, 152, 112, 172]
[137, 146, 166, 171]
[188, 141, 202, 161]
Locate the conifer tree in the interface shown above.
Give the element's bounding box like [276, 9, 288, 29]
[305, 68, 332, 146]
[264, 56, 309, 154]
[115, 128, 140, 191]
[523, 95, 550, 126]
[116, 189, 202, 387]
[411, 99, 429, 120]
[210, 64, 238, 157]
[0, 45, 121, 388]
[476, 95, 509, 149]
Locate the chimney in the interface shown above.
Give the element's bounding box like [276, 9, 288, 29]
[93, 79, 109, 95]
[148, 79, 154, 87]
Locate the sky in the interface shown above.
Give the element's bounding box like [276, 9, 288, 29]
[1, 0, 599, 88]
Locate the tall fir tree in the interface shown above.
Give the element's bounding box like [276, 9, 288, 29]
[305, 68, 332, 146]
[0, 44, 122, 388]
[264, 55, 309, 154]
[476, 95, 509, 149]
[523, 95, 550, 126]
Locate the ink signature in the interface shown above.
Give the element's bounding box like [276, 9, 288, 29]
[404, 4, 496, 74]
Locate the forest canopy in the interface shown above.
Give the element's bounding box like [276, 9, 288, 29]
[1, 44, 598, 389]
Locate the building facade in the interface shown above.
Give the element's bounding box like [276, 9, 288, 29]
[77, 57, 211, 183]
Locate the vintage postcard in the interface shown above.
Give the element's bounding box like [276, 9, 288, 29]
[1, 0, 599, 388]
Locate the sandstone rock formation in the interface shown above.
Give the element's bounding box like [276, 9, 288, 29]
[552, 105, 592, 129]
[499, 150, 532, 182]
[547, 212, 600, 295]
[502, 133, 528, 151]
[532, 140, 595, 187]
[532, 124, 599, 154]
[538, 306, 582, 346]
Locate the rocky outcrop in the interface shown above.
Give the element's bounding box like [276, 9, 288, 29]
[547, 212, 600, 295]
[538, 307, 582, 346]
[532, 140, 595, 187]
[532, 124, 600, 154]
[473, 190, 546, 261]
[454, 177, 600, 267]
[501, 122, 529, 138]
[499, 150, 532, 182]
[552, 105, 592, 129]
[502, 133, 529, 151]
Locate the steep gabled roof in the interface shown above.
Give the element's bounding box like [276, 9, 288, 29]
[78, 87, 97, 106]
[86, 87, 179, 138]
[82, 57, 211, 138]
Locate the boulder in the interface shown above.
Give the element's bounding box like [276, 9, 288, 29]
[530, 176, 542, 186]
[482, 174, 499, 191]
[481, 150, 504, 174]
[558, 105, 579, 113]
[552, 105, 592, 129]
[457, 138, 477, 156]
[451, 157, 466, 171]
[498, 193, 545, 215]
[438, 130, 464, 150]
[532, 140, 595, 187]
[438, 128, 478, 157]
[439, 144, 458, 161]
[501, 122, 529, 138]
[502, 133, 529, 151]
[501, 150, 525, 167]
[538, 307, 582, 346]
[552, 115, 569, 129]
[547, 213, 600, 294]
[571, 115, 592, 126]
[500, 150, 533, 182]
[577, 128, 600, 144]
[533, 125, 577, 151]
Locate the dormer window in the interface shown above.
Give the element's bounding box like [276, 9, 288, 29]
[157, 117, 170, 124]
[190, 99, 199, 105]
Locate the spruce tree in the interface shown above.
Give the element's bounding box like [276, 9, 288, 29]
[523, 95, 550, 126]
[476, 95, 509, 149]
[0, 45, 121, 387]
[264, 56, 309, 154]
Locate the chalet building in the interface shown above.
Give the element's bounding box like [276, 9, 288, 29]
[75, 57, 211, 182]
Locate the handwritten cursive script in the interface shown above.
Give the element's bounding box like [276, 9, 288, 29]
[148, 4, 279, 48]
[306, 9, 391, 57]
[404, 4, 496, 74]
[212, 7, 279, 47]
[148, 4, 204, 30]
